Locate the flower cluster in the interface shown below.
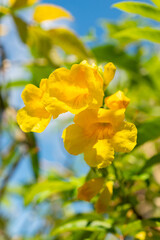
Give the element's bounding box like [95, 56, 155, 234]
[17, 60, 137, 168]
[17, 60, 137, 212]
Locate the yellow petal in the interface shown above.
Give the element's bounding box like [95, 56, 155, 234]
[48, 62, 104, 114]
[74, 108, 125, 131]
[111, 122, 137, 153]
[95, 181, 113, 214]
[84, 139, 114, 168]
[77, 178, 105, 202]
[42, 94, 67, 119]
[40, 78, 48, 92]
[103, 62, 116, 88]
[62, 124, 93, 155]
[17, 107, 51, 133]
[33, 4, 73, 23]
[105, 91, 130, 110]
[98, 108, 125, 130]
[21, 83, 49, 118]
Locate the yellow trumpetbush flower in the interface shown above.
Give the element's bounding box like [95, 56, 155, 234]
[77, 178, 105, 201]
[95, 181, 113, 213]
[62, 107, 137, 168]
[17, 61, 105, 133]
[17, 79, 52, 133]
[105, 90, 130, 110]
[46, 61, 104, 115]
[78, 178, 113, 213]
[103, 62, 116, 89]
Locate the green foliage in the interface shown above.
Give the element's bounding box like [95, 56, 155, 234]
[137, 117, 160, 146]
[113, 1, 160, 21]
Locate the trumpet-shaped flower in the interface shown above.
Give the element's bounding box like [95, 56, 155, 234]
[17, 61, 104, 133]
[78, 178, 113, 213]
[17, 79, 52, 133]
[46, 60, 104, 115]
[62, 103, 137, 168]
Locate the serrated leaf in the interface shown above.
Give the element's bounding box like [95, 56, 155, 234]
[12, 15, 28, 43]
[114, 27, 160, 44]
[48, 28, 91, 59]
[33, 4, 73, 23]
[113, 1, 160, 22]
[137, 117, 160, 146]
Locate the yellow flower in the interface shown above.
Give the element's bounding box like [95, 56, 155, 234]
[17, 79, 52, 133]
[78, 178, 113, 213]
[17, 61, 105, 133]
[62, 106, 137, 168]
[46, 60, 104, 115]
[103, 62, 116, 89]
[105, 90, 130, 110]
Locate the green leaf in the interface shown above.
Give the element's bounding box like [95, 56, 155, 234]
[10, 0, 39, 10]
[25, 179, 77, 205]
[152, 0, 160, 8]
[140, 154, 160, 172]
[92, 44, 139, 73]
[113, 1, 160, 22]
[12, 15, 28, 43]
[26, 133, 39, 180]
[48, 28, 91, 59]
[114, 27, 160, 44]
[4, 80, 31, 89]
[51, 219, 111, 236]
[137, 117, 160, 146]
[121, 219, 160, 235]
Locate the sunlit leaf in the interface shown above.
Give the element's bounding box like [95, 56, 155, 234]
[10, 0, 39, 9]
[0, 6, 10, 18]
[51, 219, 111, 236]
[25, 180, 77, 205]
[113, 1, 160, 22]
[27, 26, 53, 60]
[12, 15, 28, 43]
[33, 4, 73, 23]
[114, 27, 160, 44]
[152, 0, 160, 8]
[137, 117, 160, 146]
[48, 28, 91, 59]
